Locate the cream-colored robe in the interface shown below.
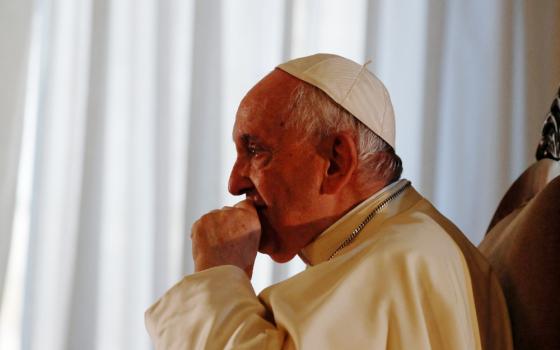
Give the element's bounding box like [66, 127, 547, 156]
[145, 180, 513, 349]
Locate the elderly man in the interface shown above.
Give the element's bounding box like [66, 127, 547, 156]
[145, 54, 512, 349]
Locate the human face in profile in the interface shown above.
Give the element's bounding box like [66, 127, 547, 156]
[228, 70, 329, 263]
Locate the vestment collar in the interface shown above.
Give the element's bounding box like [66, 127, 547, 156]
[298, 179, 412, 266]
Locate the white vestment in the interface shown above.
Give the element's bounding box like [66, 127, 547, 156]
[146, 179, 513, 349]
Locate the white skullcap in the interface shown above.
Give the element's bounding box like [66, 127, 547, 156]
[277, 53, 396, 149]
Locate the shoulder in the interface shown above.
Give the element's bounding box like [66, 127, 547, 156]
[357, 198, 468, 269]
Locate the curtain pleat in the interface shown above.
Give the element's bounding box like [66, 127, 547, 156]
[0, 0, 33, 318]
[183, 0, 223, 277]
[64, 0, 108, 347]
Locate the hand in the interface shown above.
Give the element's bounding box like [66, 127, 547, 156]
[191, 199, 261, 278]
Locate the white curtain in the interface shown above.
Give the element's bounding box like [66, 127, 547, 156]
[0, 0, 33, 345]
[1, 0, 559, 349]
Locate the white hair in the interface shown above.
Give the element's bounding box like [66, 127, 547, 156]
[285, 81, 403, 187]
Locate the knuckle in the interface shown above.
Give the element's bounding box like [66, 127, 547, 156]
[191, 219, 206, 240]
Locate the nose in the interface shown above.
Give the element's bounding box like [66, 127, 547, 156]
[228, 158, 254, 196]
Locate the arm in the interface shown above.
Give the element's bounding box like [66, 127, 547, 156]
[146, 200, 286, 349]
[145, 265, 286, 350]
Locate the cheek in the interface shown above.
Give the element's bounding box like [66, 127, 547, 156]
[252, 167, 293, 202]
[259, 162, 322, 208]
[250, 147, 324, 202]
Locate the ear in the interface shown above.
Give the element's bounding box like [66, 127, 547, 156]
[321, 132, 359, 194]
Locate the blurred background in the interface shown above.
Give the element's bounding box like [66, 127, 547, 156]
[1, 0, 559, 349]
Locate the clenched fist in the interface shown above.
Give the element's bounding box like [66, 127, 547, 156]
[191, 199, 261, 278]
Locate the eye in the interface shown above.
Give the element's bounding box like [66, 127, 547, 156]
[246, 143, 271, 166]
[248, 144, 258, 155]
[247, 143, 263, 156]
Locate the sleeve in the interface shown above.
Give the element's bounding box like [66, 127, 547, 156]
[145, 265, 287, 350]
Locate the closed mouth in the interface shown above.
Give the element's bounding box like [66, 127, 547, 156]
[246, 194, 266, 210]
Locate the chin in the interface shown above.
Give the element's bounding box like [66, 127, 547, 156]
[258, 220, 299, 263]
[267, 251, 297, 264]
[258, 239, 297, 263]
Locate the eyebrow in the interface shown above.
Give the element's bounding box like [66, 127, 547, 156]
[239, 134, 262, 144]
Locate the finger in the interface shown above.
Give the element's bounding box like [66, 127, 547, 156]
[234, 198, 257, 214]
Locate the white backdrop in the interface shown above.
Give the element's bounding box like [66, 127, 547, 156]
[0, 0, 559, 349]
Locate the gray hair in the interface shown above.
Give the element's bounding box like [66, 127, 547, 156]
[285, 81, 403, 187]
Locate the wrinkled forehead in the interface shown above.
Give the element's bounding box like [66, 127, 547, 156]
[233, 69, 302, 139]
